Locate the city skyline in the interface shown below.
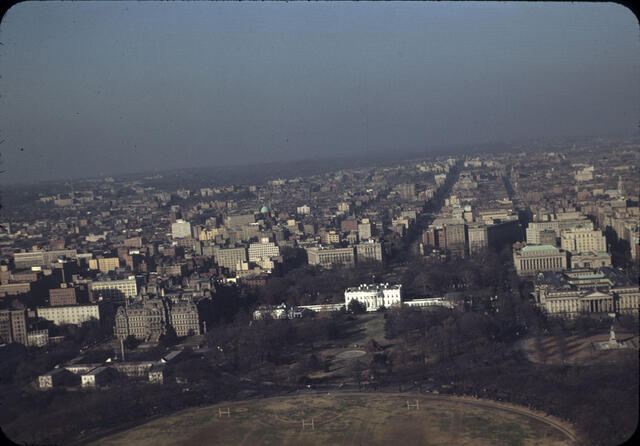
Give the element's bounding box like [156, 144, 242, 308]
[1, 136, 638, 445]
[1, 2, 639, 443]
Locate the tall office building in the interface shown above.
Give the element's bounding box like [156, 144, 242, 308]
[91, 278, 138, 302]
[0, 282, 31, 297]
[36, 305, 100, 326]
[422, 228, 438, 247]
[248, 241, 280, 263]
[538, 229, 558, 246]
[224, 213, 255, 228]
[560, 226, 607, 254]
[0, 309, 28, 345]
[357, 222, 372, 240]
[340, 218, 358, 233]
[171, 219, 192, 239]
[321, 231, 341, 245]
[355, 240, 383, 263]
[13, 249, 77, 269]
[396, 183, 416, 201]
[526, 219, 593, 245]
[89, 257, 121, 273]
[213, 246, 248, 272]
[49, 285, 78, 306]
[306, 246, 355, 268]
[444, 223, 467, 258]
[467, 224, 488, 255]
[0, 265, 10, 285]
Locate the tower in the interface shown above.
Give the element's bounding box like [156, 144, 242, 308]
[617, 176, 624, 195]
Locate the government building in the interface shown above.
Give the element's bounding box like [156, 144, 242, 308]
[114, 298, 200, 341]
[213, 245, 248, 272]
[560, 226, 607, 254]
[513, 245, 568, 276]
[533, 268, 639, 318]
[306, 246, 355, 268]
[355, 240, 383, 263]
[344, 283, 402, 312]
[91, 278, 138, 303]
[114, 299, 166, 342]
[36, 304, 101, 326]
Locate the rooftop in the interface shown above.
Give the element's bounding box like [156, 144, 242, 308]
[570, 273, 605, 280]
[521, 244, 559, 252]
[93, 278, 136, 284]
[345, 283, 401, 292]
[535, 267, 635, 290]
[574, 251, 609, 257]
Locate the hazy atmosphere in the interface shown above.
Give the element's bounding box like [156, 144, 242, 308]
[1, 4, 640, 446]
[0, 1, 638, 183]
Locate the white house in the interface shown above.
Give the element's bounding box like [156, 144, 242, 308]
[344, 283, 402, 312]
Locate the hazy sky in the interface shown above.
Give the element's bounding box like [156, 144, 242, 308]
[0, 1, 638, 183]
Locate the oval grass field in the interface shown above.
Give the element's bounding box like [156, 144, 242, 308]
[91, 393, 575, 446]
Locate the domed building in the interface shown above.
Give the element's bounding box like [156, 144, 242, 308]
[259, 204, 271, 215]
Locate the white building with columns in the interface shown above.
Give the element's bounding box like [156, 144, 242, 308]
[536, 284, 639, 318]
[344, 283, 402, 312]
[513, 245, 568, 276]
[533, 268, 639, 318]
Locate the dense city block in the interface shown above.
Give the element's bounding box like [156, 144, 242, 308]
[0, 137, 638, 445]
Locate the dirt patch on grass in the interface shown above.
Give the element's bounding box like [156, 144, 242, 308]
[336, 350, 366, 360]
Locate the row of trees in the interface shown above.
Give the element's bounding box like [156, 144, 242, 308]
[399, 247, 517, 298]
[251, 262, 387, 307]
[196, 261, 385, 331]
[380, 292, 638, 446]
[204, 311, 351, 379]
